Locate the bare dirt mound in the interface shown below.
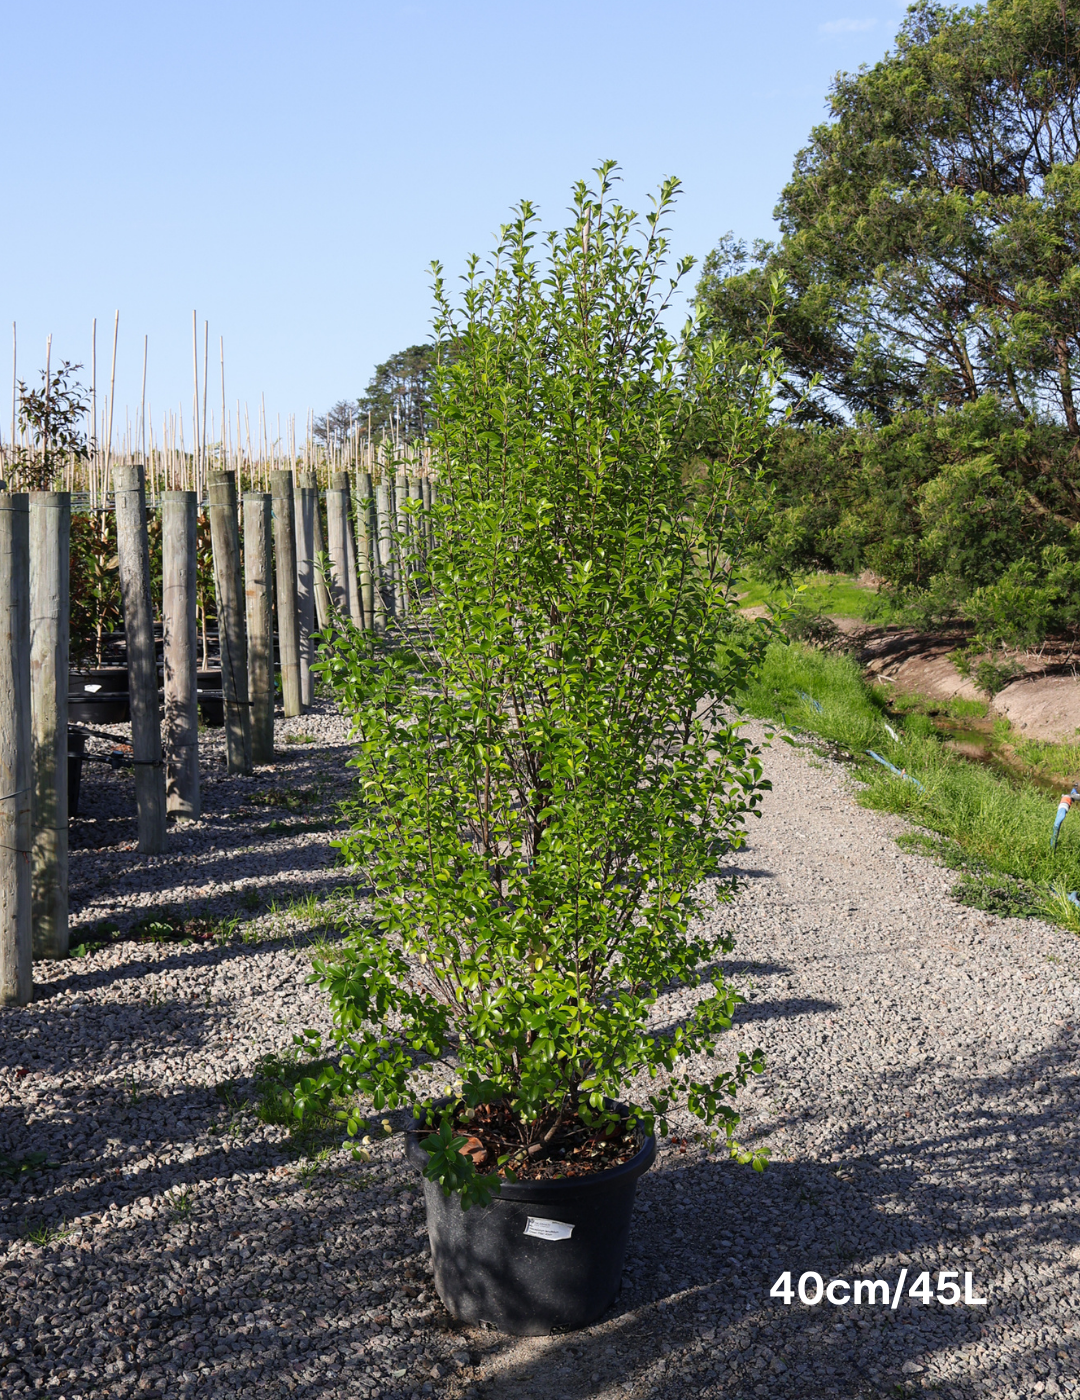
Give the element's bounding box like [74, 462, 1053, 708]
[858, 626, 982, 703]
[855, 624, 1080, 740]
[994, 673, 1080, 740]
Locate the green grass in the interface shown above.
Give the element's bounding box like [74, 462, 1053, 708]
[740, 640, 1080, 929]
[736, 572, 885, 620]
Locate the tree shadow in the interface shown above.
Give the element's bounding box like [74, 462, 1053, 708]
[449, 1027, 1077, 1398]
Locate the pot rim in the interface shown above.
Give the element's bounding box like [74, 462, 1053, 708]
[405, 1096, 657, 1201]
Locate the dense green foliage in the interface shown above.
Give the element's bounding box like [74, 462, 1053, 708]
[299, 168, 777, 1204]
[743, 398, 1080, 646]
[12, 359, 89, 490]
[697, 0, 1080, 428]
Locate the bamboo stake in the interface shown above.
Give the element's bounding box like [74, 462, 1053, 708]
[10, 323, 15, 469]
[140, 334, 148, 462]
[106, 311, 119, 483]
[201, 321, 209, 472]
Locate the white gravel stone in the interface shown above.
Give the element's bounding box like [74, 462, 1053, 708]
[1, 708, 1076, 1399]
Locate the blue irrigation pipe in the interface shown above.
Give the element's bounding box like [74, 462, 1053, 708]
[1051, 789, 1079, 852]
[865, 749, 925, 792]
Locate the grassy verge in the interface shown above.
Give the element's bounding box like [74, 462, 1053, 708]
[740, 641, 1080, 932]
[736, 571, 885, 619]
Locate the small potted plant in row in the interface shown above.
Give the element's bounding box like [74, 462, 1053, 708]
[298, 165, 780, 1335]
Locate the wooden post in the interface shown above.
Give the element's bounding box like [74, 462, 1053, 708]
[305, 472, 332, 632]
[422, 475, 432, 553]
[333, 471, 363, 628]
[244, 492, 274, 763]
[162, 490, 200, 817]
[294, 474, 315, 706]
[408, 476, 424, 581]
[113, 465, 167, 854]
[270, 471, 303, 717]
[30, 492, 70, 960]
[208, 471, 252, 775]
[376, 479, 394, 623]
[358, 471, 376, 632]
[325, 476, 351, 620]
[395, 471, 410, 618]
[0, 494, 32, 1003]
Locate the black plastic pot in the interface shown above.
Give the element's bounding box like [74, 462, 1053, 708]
[198, 692, 224, 727]
[68, 693, 131, 724]
[69, 670, 131, 724]
[405, 1104, 655, 1335]
[69, 668, 128, 694]
[67, 729, 86, 820]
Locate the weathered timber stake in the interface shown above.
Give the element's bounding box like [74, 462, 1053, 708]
[376, 479, 394, 622]
[422, 475, 432, 552]
[113, 465, 167, 854]
[294, 474, 316, 706]
[270, 471, 303, 717]
[0, 494, 32, 1003]
[359, 471, 377, 632]
[29, 492, 70, 959]
[161, 491, 200, 817]
[306, 472, 331, 632]
[332, 471, 363, 628]
[325, 478, 352, 620]
[395, 471, 410, 618]
[243, 492, 275, 763]
[408, 476, 423, 577]
[208, 471, 252, 775]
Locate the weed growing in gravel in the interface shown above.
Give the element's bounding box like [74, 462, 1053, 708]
[0, 1150, 54, 1181]
[67, 918, 120, 957]
[742, 641, 1080, 927]
[21, 1219, 69, 1245]
[247, 783, 322, 813]
[283, 732, 316, 745]
[169, 1189, 192, 1217]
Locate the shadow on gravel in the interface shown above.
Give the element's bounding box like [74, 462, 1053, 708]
[443, 1029, 1078, 1399]
[31, 930, 344, 1001]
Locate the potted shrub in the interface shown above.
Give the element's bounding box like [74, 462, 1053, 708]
[299, 165, 780, 1335]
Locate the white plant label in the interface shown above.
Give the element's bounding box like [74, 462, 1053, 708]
[523, 1216, 574, 1241]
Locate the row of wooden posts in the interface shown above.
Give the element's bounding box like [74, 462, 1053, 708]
[0, 466, 436, 1006]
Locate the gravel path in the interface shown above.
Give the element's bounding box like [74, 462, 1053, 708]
[1, 710, 1077, 1400]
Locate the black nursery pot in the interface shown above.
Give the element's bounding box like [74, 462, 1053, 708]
[405, 1103, 655, 1336]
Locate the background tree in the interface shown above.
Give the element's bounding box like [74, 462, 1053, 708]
[696, 0, 1080, 428]
[315, 344, 440, 447]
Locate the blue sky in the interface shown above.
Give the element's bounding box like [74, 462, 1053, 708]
[1, 1, 912, 447]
